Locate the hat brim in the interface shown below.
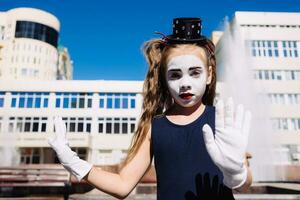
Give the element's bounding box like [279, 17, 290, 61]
[165, 35, 207, 44]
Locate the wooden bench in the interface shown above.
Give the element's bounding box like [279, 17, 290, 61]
[0, 164, 71, 200]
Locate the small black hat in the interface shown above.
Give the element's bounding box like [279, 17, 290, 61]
[158, 17, 207, 45]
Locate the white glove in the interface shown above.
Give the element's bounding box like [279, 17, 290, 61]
[48, 116, 92, 182]
[202, 98, 251, 189]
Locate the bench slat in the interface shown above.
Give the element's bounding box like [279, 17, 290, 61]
[0, 165, 71, 188]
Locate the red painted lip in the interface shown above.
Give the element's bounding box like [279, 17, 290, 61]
[179, 93, 194, 100]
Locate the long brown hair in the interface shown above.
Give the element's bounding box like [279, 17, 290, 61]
[119, 38, 217, 170]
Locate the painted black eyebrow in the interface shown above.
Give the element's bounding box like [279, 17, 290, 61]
[168, 66, 203, 72]
[189, 66, 203, 70]
[168, 69, 182, 72]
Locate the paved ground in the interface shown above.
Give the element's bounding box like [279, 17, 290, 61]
[68, 182, 300, 200]
[4, 182, 300, 200]
[69, 194, 156, 200]
[2, 194, 300, 200]
[69, 194, 300, 200]
[0, 198, 64, 200]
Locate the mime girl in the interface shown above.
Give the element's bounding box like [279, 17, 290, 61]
[49, 17, 252, 200]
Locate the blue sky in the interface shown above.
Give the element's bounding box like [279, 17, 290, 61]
[1, 0, 300, 80]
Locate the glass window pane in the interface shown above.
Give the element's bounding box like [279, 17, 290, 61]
[268, 49, 272, 57]
[11, 98, 16, 107]
[35, 97, 41, 108]
[106, 123, 112, 134]
[79, 98, 85, 108]
[55, 98, 60, 108]
[267, 41, 271, 47]
[252, 49, 256, 57]
[43, 98, 48, 108]
[16, 122, 23, 132]
[41, 123, 46, 132]
[114, 123, 120, 134]
[24, 122, 31, 132]
[122, 98, 128, 108]
[130, 99, 135, 108]
[99, 99, 104, 108]
[107, 98, 113, 109]
[86, 124, 91, 133]
[78, 123, 83, 132]
[32, 156, 40, 164]
[8, 123, 14, 132]
[27, 97, 33, 108]
[130, 123, 135, 133]
[98, 123, 103, 133]
[19, 97, 25, 108]
[115, 98, 120, 109]
[122, 123, 127, 134]
[264, 71, 269, 80]
[70, 122, 76, 132]
[0, 98, 4, 107]
[271, 71, 275, 80]
[63, 98, 69, 108]
[71, 97, 77, 108]
[32, 122, 39, 132]
[87, 99, 92, 108]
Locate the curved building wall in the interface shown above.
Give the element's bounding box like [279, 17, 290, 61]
[0, 7, 60, 81]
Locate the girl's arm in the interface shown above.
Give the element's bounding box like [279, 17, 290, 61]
[234, 153, 253, 192]
[84, 127, 153, 199]
[234, 165, 252, 193]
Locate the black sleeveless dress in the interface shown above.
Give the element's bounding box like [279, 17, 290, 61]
[151, 105, 235, 200]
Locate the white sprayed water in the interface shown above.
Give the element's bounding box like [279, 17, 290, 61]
[0, 127, 19, 167]
[216, 17, 285, 182]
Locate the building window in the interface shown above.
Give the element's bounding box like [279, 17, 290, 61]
[11, 92, 49, 108]
[268, 93, 300, 105]
[0, 92, 4, 107]
[8, 117, 47, 133]
[0, 26, 4, 40]
[71, 148, 87, 160]
[249, 40, 279, 58]
[98, 93, 137, 109]
[130, 99, 136, 108]
[97, 117, 136, 134]
[0, 117, 2, 133]
[20, 148, 41, 164]
[61, 117, 92, 133]
[249, 40, 299, 58]
[55, 92, 93, 109]
[15, 21, 58, 48]
[99, 99, 104, 108]
[282, 41, 298, 58]
[272, 118, 300, 131]
[254, 70, 300, 81]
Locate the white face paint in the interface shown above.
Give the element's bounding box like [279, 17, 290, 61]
[166, 54, 208, 107]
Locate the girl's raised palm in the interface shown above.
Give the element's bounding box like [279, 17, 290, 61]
[48, 116, 69, 151]
[202, 98, 251, 189]
[48, 116, 92, 181]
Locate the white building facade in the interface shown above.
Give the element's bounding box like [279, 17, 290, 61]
[0, 8, 72, 81]
[0, 80, 143, 165]
[220, 12, 300, 164]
